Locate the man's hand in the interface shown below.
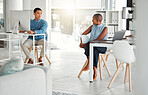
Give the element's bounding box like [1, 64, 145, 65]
[19, 30, 25, 33]
[27, 31, 35, 34]
[79, 42, 87, 48]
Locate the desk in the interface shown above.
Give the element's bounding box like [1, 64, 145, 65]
[0, 33, 46, 65]
[0, 33, 22, 61]
[89, 40, 135, 82]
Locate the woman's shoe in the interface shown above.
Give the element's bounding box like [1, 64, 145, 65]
[83, 63, 89, 71]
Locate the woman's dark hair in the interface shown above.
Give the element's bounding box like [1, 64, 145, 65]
[34, 7, 42, 13]
[93, 14, 102, 22]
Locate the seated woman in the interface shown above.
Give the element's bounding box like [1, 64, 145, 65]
[79, 14, 108, 80]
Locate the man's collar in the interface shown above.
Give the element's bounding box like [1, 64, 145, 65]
[34, 19, 41, 22]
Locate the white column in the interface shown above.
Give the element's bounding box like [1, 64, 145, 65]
[136, 0, 148, 95]
[5, 0, 23, 31]
[23, 0, 31, 10]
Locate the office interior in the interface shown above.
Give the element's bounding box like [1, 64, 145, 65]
[0, 0, 147, 95]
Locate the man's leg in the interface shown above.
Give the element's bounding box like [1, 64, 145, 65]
[37, 39, 47, 61]
[21, 39, 33, 59]
[21, 39, 38, 63]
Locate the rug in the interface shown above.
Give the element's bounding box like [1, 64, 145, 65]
[52, 91, 77, 95]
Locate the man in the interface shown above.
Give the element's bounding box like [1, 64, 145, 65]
[21, 7, 48, 65]
[80, 14, 108, 80]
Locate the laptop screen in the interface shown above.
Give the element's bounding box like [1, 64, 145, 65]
[112, 31, 126, 40]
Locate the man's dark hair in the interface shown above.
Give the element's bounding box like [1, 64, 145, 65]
[34, 7, 42, 13]
[93, 14, 103, 22]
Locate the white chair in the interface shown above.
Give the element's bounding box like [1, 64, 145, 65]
[101, 49, 120, 69]
[108, 40, 135, 92]
[78, 53, 111, 80]
[24, 45, 51, 65]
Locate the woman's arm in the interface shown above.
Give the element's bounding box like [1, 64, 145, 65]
[82, 25, 93, 35]
[79, 25, 93, 48]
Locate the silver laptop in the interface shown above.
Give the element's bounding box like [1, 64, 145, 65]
[108, 31, 125, 41]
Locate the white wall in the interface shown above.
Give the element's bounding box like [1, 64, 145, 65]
[23, 0, 31, 10]
[136, 0, 148, 95]
[23, 0, 46, 20]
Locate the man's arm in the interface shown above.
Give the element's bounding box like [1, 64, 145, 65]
[27, 21, 48, 34]
[93, 27, 108, 41]
[34, 21, 48, 34]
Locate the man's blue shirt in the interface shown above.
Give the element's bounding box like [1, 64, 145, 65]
[28, 19, 48, 41]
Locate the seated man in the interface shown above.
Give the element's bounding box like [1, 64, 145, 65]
[21, 7, 48, 65]
[80, 14, 108, 80]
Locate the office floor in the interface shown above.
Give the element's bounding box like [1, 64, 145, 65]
[0, 33, 136, 95]
[50, 48, 135, 95]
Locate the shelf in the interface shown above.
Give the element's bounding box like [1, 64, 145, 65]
[107, 10, 121, 12]
[107, 23, 118, 26]
[0, 38, 21, 41]
[0, 38, 8, 41]
[96, 10, 121, 12]
[51, 7, 102, 10]
[11, 51, 21, 54]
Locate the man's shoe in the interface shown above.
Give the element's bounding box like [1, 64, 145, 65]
[38, 58, 42, 62]
[38, 63, 44, 66]
[28, 59, 33, 64]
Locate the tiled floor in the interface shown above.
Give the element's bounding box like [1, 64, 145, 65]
[50, 47, 136, 95]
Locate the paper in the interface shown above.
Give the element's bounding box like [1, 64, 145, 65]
[81, 35, 90, 44]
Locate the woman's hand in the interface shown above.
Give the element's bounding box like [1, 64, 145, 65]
[79, 42, 87, 48]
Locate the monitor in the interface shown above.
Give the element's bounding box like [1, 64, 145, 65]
[10, 10, 34, 33]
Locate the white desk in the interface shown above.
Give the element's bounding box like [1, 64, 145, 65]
[0, 33, 46, 65]
[89, 40, 135, 82]
[0, 33, 22, 61]
[19, 33, 46, 65]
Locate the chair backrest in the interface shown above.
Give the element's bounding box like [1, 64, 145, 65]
[112, 40, 135, 63]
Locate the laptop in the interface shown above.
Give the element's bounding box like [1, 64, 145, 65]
[108, 31, 126, 41]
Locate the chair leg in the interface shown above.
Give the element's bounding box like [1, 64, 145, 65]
[124, 64, 129, 84]
[97, 55, 102, 69]
[24, 46, 33, 63]
[24, 58, 28, 63]
[98, 55, 102, 80]
[101, 55, 111, 76]
[128, 63, 132, 92]
[103, 49, 111, 67]
[103, 54, 109, 67]
[78, 59, 88, 78]
[108, 63, 124, 88]
[35, 47, 39, 63]
[116, 59, 119, 69]
[45, 54, 51, 64]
